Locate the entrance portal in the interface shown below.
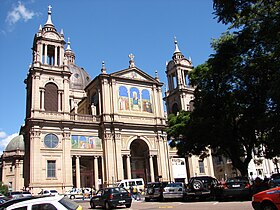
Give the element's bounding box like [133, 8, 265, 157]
[130, 139, 157, 182]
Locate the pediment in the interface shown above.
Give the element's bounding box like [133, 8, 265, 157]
[111, 67, 157, 83]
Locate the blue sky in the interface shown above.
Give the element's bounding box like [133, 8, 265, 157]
[0, 0, 227, 152]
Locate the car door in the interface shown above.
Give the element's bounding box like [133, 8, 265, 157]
[93, 189, 104, 207]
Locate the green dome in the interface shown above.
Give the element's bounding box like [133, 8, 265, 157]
[5, 135, 24, 152]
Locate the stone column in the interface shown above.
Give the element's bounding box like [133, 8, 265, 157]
[126, 155, 131, 179]
[94, 156, 99, 190]
[76, 156, 81, 188]
[54, 46, 57, 66]
[149, 155, 155, 182]
[44, 44, 47, 64]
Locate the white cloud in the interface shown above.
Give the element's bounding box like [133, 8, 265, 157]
[6, 1, 36, 25]
[0, 132, 18, 154]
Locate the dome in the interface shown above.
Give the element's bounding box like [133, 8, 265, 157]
[5, 135, 24, 152]
[69, 64, 91, 90]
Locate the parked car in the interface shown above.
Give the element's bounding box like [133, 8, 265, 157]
[65, 188, 91, 199]
[7, 191, 24, 199]
[90, 187, 132, 209]
[144, 181, 169, 201]
[268, 173, 280, 188]
[38, 189, 59, 196]
[220, 176, 252, 200]
[162, 182, 187, 201]
[186, 176, 220, 201]
[252, 186, 280, 210]
[21, 191, 32, 197]
[0, 195, 82, 210]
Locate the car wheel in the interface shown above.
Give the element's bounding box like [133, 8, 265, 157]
[262, 203, 277, 210]
[192, 180, 203, 190]
[125, 203, 131, 208]
[147, 188, 154, 195]
[105, 201, 111, 210]
[70, 195, 75, 199]
[90, 201, 96, 209]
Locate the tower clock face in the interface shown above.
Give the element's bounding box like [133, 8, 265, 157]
[44, 133, 59, 148]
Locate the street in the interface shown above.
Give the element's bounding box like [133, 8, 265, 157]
[76, 199, 254, 210]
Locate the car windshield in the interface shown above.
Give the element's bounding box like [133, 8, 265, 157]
[50, 190, 58, 193]
[226, 177, 248, 183]
[59, 196, 80, 210]
[271, 174, 280, 179]
[111, 187, 128, 193]
[166, 183, 182, 187]
[147, 183, 161, 188]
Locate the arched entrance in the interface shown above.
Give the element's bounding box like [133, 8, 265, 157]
[129, 139, 158, 183]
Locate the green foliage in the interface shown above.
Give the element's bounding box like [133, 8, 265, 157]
[167, 0, 280, 176]
[0, 182, 8, 195]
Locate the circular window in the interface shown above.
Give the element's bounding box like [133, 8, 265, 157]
[44, 134, 59, 148]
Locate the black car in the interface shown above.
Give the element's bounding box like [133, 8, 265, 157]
[145, 181, 169, 202]
[220, 176, 252, 200]
[90, 187, 132, 209]
[186, 176, 220, 201]
[268, 173, 280, 188]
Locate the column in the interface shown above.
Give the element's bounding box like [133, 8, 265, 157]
[149, 155, 155, 182]
[94, 156, 99, 190]
[44, 44, 47, 64]
[54, 46, 57, 66]
[126, 155, 131, 179]
[41, 89, 45, 110]
[75, 156, 81, 188]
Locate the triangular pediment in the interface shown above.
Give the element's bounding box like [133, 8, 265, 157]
[110, 67, 158, 83]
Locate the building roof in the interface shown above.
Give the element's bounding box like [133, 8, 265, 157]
[5, 135, 24, 152]
[69, 64, 91, 90]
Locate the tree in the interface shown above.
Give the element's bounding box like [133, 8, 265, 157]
[167, 0, 280, 176]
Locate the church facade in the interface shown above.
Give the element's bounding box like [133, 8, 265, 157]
[2, 6, 215, 194]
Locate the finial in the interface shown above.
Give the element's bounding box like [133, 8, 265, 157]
[39, 24, 42, 31]
[155, 70, 159, 81]
[46, 5, 53, 25]
[60, 29, 64, 36]
[129, 53, 135, 68]
[174, 36, 181, 53]
[66, 37, 71, 51]
[101, 61, 106, 74]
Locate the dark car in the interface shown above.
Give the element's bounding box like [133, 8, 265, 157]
[90, 187, 132, 209]
[252, 186, 280, 210]
[186, 176, 220, 201]
[268, 173, 280, 188]
[220, 176, 252, 200]
[145, 181, 169, 202]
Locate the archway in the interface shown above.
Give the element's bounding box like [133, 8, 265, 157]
[130, 139, 156, 182]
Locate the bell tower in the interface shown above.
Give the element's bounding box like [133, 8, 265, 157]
[25, 5, 71, 118]
[164, 38, 194, 115]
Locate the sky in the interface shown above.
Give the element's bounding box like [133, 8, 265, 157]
[0, 0, 228, 153]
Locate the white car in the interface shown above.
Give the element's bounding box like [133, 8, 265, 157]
[3, 195, 82, 210]
[38, 189, 59, 196]
[65, 188, 91, 199]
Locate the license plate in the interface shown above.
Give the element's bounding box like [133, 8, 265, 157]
[119, 200, 125, 203]
[232, 184, 240, 187]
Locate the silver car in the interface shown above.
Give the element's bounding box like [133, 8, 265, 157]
[162, 182, 187, 200]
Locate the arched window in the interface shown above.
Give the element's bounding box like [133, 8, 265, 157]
[171, 103, 179, 115]
[45, 83, 58, 111]
[119, 86, 129, 111]
[142, 89, 152, 113]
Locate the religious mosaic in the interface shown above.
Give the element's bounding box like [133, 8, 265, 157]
[71, 135, 102, 149]
[118, 85, 152, 113]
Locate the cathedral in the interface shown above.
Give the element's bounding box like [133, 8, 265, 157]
[1, 6, 215, 194]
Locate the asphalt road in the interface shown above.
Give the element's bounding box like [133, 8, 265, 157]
[76, 199, 254, 210]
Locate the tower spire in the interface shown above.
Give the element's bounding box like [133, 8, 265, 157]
[45, 5, 53, 26]
[174, 36, 181, 53]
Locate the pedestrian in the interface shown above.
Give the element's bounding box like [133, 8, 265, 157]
[82, 188, 85, 200]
